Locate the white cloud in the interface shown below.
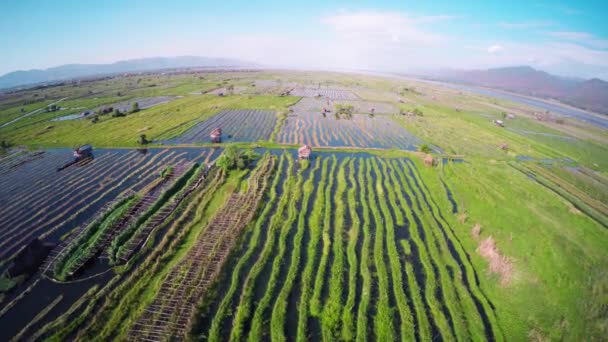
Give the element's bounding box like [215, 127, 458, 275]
[171, 10, 608, 79]
[547, 31, 608, 49]
[487, 45, 504, 54]
[321, 11, 450, 45]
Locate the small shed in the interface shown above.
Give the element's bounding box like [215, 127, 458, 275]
[210, 128, 222, 143]
[493, 119, 505, 127]
[423, 154, 434, 167]
[73, 144, 93, 160]
[298, 144, 312, 160]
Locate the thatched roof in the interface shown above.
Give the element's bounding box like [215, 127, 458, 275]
[423, 154, 434, 167]
[210, 128, 222, 137]
[298, 144, 312, 158]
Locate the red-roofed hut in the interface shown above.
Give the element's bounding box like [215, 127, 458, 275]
[298, 144, 312, 160]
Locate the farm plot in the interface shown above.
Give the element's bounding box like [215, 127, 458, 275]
[101, 96, 177, 112]
[290, 87, 358, 100]
[195, 153, 502, 341]
[164, 109, 277, 144]
[128, 154, 276, 341]
[48, 161, 201, 281]
[293, 97, 398, 114]
[51, 97, 178, 121]
[0, 149, 46, 175]
[0, 148, 216, 265]
[277, 112, 424, 150]
[206, 87, 248, 96]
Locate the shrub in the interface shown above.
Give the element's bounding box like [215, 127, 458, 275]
[216, 146, 257, 171]
[112, 109, 125, 118]
[334, 104, 354, 119]
[419, 144, 432, 154]
[138, 134, 149, 145]
[131, 102, 140, 113]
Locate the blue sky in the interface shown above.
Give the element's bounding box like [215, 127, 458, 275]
[1, 0, 607, 78]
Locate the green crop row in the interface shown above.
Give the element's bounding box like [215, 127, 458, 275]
[340, 158, 359, 341]
[108, 163, 200, 263]
[206, 154, 287, 341]
[270, 158, 321, 341]
[248, 153, 303, 342]
[310, 155, 338, 316]
[78, 168, 227, 340]
[372, 158, 415, 341]
[229, 153, 295, 341]
[53, 195, 138, 281]
[296, 156, 331, 342]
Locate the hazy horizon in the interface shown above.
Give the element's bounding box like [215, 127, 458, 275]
[1, 1, 607, 79]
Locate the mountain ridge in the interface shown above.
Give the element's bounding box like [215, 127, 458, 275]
[430, 66, 608, 115]
[0, 56, 257, 89]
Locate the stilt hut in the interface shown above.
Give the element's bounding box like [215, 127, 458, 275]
[73, 144, 93, 161]
[210, 128, 222, 143]
[298, 144, 312, 160]
[423, 154, 434, 167]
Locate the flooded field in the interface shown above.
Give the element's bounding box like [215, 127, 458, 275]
[277, 111, 424, 150]
[164, 109, 277, 144]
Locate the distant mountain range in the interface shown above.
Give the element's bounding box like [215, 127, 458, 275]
[0, 56, 257, 89]
[430, 66, 608, 115]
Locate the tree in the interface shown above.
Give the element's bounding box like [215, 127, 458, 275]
[91, 116, 99, 124]
[227, 84, 235, 95]
[0, 140, 11, 149]
[215, 146, 257, 171]
[334, 103, 354, 119]
[112, 109, 125, 118]
[131, 102, 140, 113]
[419, 143, 432, 154]
[138, 134, 149, 145]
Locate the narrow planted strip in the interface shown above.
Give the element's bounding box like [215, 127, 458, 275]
[321, 157, 350, 340]
[355, 159, 372, 342]
[310, 155, 338, 319]
[296, 157, 331, 342]
[365, 158, 394, 341]
[382, 159, 432, 341]
[401, 159, 501, 340]
[391, 160, 456, 340]
[269, 158, 321, 341]
[207, 154, 287, 342]
[372, 158, 415, 341]
[247, 155, 304, 342]
[129, 156, 276, 341]
[340, 158, 359, 341]
[228, 154, 295, 342]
